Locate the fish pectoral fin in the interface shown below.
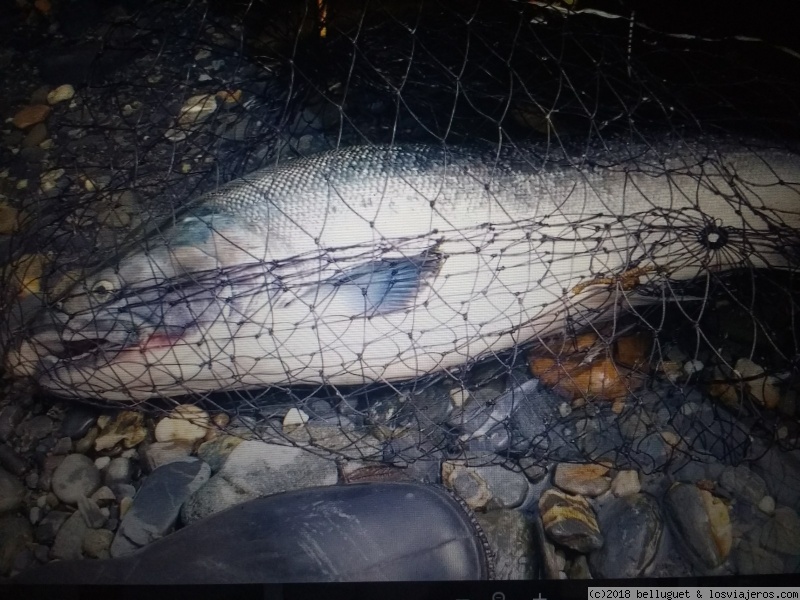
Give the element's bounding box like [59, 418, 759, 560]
[334, 252, 443, 316]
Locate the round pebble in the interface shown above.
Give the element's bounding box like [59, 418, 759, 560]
[51, 454, 101, 505]
[103, 457, 133, 486]
[46, 84, 75, 105]
[11, 105, 51, 129]
[758, 495, 776, 515]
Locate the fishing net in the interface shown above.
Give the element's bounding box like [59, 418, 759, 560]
[1, 0, 800, 503]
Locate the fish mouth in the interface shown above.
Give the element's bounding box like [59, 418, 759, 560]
[54, 338, 116, 363]
[49, 329, 180, 367]
[6, 327, 184, 388]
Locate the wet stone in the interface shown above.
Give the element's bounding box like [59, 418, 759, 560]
[508, 381, 572, 458]
[51, 510, 88, 561]
[51, 454, 101, 505]
[367, 384, 450, 442]
[35, 510, 70, 544]
[90, 486, 116, 506]
[619, 409, 651, 440]
[19, 147, 46, 165]
[589, 493, 662, 578]
[95, 411, 146, 451]
[476, 509, 537, 580]
[103, 457, 134, 486]
[733, 538, 785, 575]
[0, 404, 25, 441]
[22, 123, 48, 148]
[195, 435, 242, 473]
[33, 544, 49, 564]
[120, 497, 133, 517]
[77, 496, 107, 529]
[29, 85, 51, 105]
[74, 427, 99, 454]
[719, 465, 768, 506]
[154, 405, 209, 443]
[47, 83, 76, 105]
[448, 381, 507, 437]
[83, 528, 114, 559]
[553, 463, 611, 497]
[0, 514, 33, 576]
[61, 406, 98, 439]
[566, 555, 592, 579]
[759, 507, 800, 555]
[141, 440, 194, 472]
[670, 459, 725, 486]
[442, 462, 528, 511]
[26, 472, 39, 489]
[288, 422, 383, 461]
[12, 547, 36, 574]
[0, 444, 27, 475]
[539, 488, 603, 553]
[11, 105, 51, 129]
[112, 483, 137, 500]
[382, 430, 446, 468]
[401, 457, 442, 484]
[758, 496, 776, 515]
[52, 436, 73, 455]
[518, 457, 548, 483]
[664, 483, 729, 569]
[0, 466, 26, 513]
[610, 470, 641, 497]
[111, 457, 211, 557]
[16, 415, 53, 441]
[624, 432, 679, 473]
[749, 443, 800, 509]
[181, 441, 337, 524]
[576, 416, 628, 465]
[671, 403, 750, 465]
[536, 516, 566, 579]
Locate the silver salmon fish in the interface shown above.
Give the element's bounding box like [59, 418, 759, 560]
[6, 138, 800, 401]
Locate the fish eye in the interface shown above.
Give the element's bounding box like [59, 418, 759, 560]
[90, 279, 115, 300]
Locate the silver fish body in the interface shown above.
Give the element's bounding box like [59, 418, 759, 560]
[6, 139, 800, 401]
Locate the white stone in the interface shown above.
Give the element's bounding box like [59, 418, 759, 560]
[758, 495, 776, 515]
[282, 408, 310, 432]
[46, 84, 75, 105]
[683, 359, 704, 376]
[611, 470, 641, 497]
[449, 387, 469, 408]
[180, 440, 338, 524]
[155, 405, 210, 443]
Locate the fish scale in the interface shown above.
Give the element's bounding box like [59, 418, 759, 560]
[6, 138, 800, 401]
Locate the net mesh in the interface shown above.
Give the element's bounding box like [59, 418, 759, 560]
[1, 0, 799, 484]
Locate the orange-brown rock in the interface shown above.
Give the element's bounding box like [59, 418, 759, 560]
[529, 331, 650, 402]
[11, 104, 51, 129]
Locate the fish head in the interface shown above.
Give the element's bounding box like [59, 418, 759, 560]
[4, 235, 235, 401]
